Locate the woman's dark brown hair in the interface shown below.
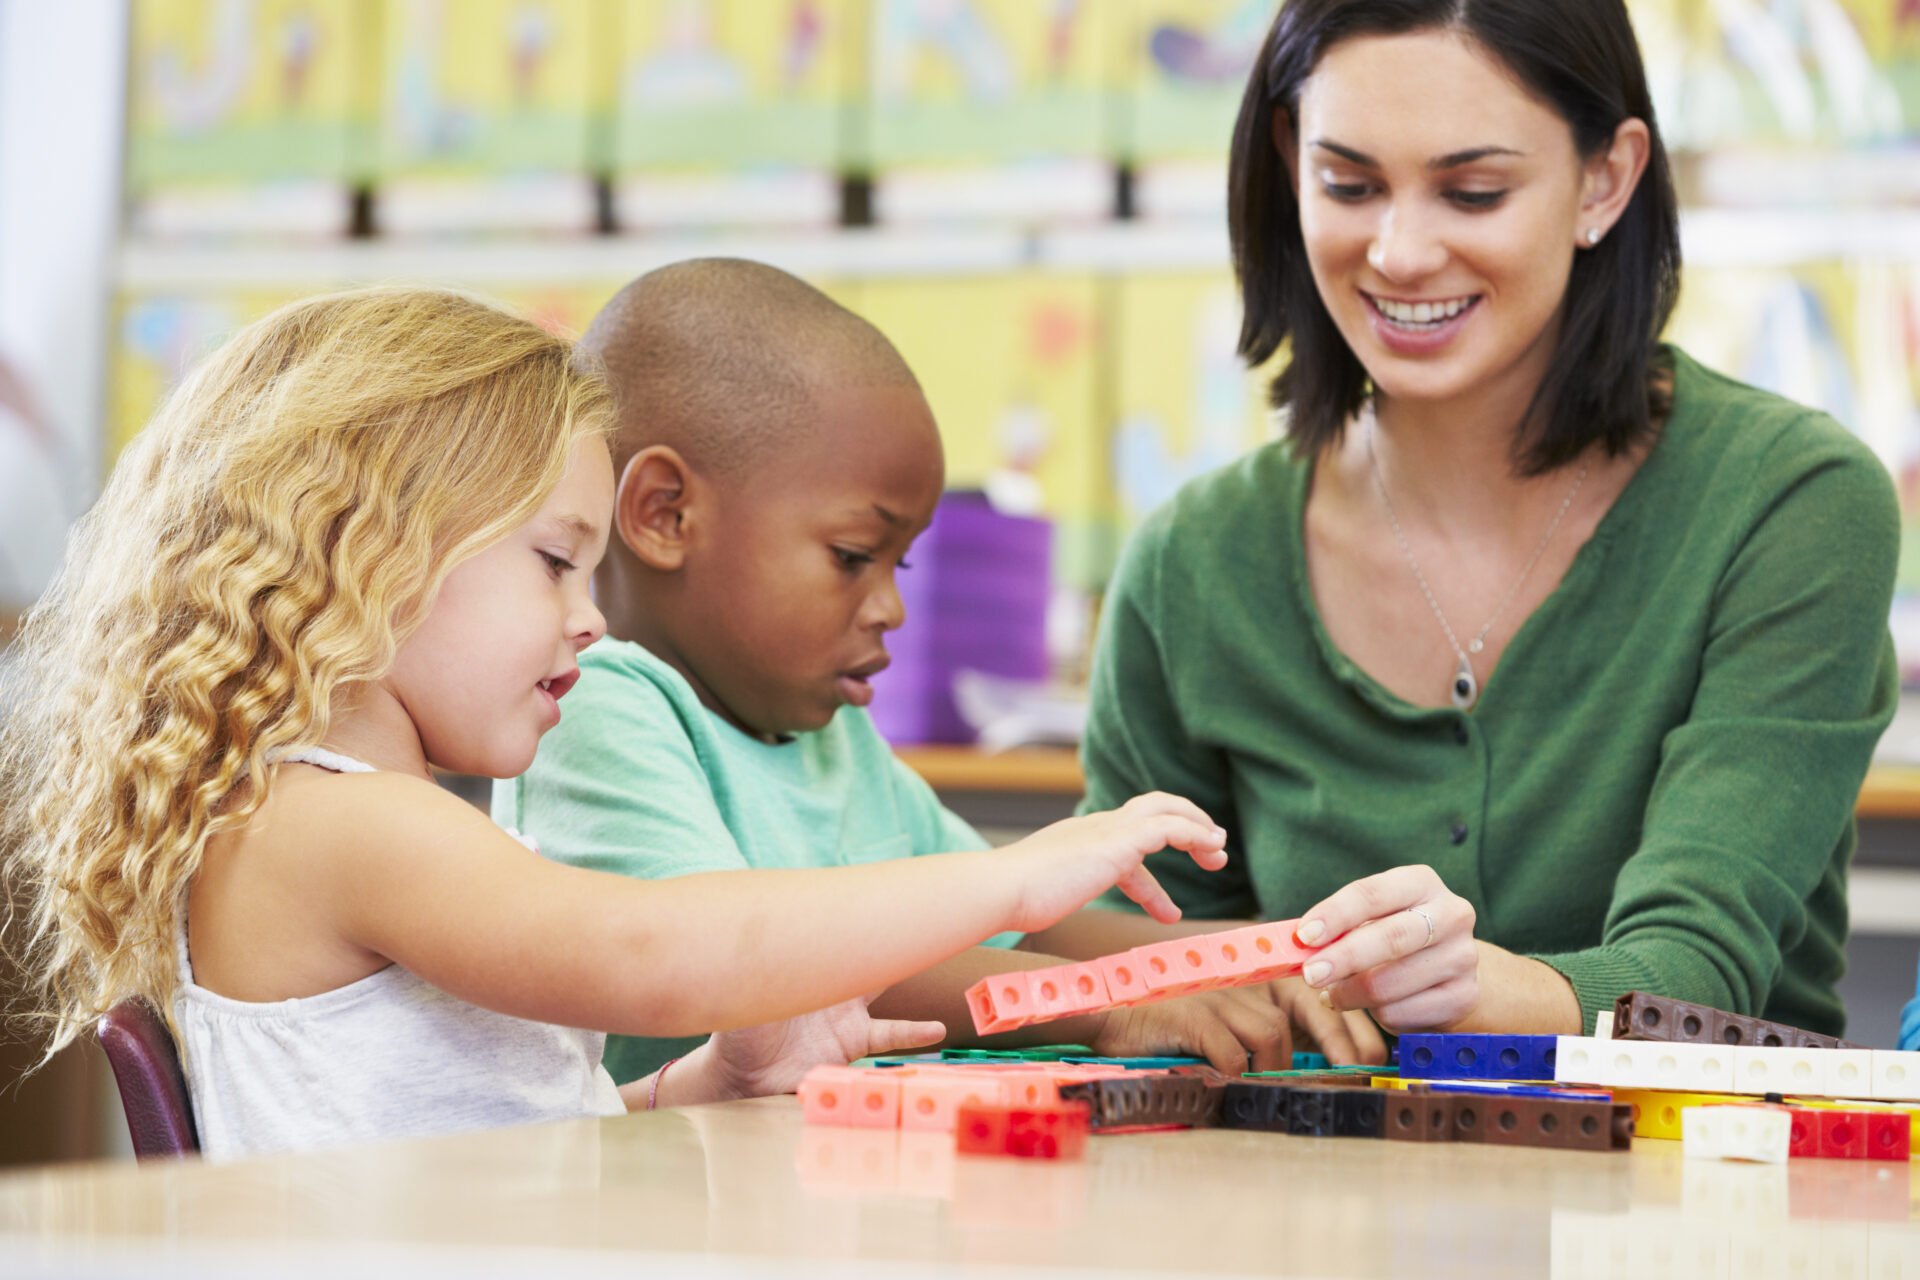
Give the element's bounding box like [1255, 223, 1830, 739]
[1228, 0, 1681, 473]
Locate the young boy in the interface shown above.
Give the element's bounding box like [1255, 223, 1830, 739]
[497, 259, 1379, 1084]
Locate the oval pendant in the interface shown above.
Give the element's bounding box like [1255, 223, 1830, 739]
[1450, 657, 1479, 711]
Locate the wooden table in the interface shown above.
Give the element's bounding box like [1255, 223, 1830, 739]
[901, 747, 1920, 822]
[4, 1096, 1920, 1278]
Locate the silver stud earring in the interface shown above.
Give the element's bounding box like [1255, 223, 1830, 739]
[1585, 227, 1602, 246]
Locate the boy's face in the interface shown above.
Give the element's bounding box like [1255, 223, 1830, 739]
[684, 384, 945, 738]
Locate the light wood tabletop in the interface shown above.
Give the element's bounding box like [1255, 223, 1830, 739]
[901, 747, 1920, 821]
[5, 1095, 1920, 1279]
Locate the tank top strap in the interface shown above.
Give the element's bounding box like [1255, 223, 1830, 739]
[274, 746, 377, 774]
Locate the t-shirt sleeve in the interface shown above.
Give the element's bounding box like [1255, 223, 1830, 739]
[886, 747, 1029, 948]
[499, 660, 747, 880]
[1078, 505, 1254, 919]
[1531, 424, 1900, 1031]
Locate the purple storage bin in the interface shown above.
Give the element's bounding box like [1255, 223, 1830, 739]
[869, 492, 1052, 745]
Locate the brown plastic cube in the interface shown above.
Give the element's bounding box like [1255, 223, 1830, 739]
[1384, 1093, 1457, 1142]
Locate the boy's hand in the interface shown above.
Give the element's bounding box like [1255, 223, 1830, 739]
[1004, 792, 1228, 933]
[1086, 980, 1390, 1073]
[1091, 988, 1291, 1073]
[1265, 976, 1391, 1065]
[705, 995, 945, 1100]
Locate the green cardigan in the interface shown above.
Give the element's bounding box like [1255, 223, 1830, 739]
[1080, 348, 1899, 1037]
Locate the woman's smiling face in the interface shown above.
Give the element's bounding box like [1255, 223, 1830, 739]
[1287, 29, 1596, 414]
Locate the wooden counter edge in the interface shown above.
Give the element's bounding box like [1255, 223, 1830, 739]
[899, 747, 1920, 822]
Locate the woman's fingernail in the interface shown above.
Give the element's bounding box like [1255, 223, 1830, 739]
[1304, 960, 1331, 986]
[1213, 825, 1228, 841]
[1296, 920, 1326, 945]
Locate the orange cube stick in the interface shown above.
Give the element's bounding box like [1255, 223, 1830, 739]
[799, 1066, 900, 1128]
[1028, 963, 1111, 1020]
[1201, 919, 1316, 983]
[900, 1073, 1009, 1133]
[1134, 938, 1225, 997]
[1096, 951, 1155, 1008]
[965, 970, 1036, 1035]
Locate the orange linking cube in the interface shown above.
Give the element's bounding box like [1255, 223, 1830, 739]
[965, 919, 1321, 1036]
[955, 1102, 1092, 1159]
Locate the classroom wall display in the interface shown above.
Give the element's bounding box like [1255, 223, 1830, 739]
[374, 0, 613, 231]
[610, 0, 858, 227]
[861, 0, 1120, 167]
[1106, 270, 1275, 537]
[1118, 0, 1266, 166]
[613, 0, 855, 174]
[126, 0, 378, 233]
[107, 280, 620, 465]
[1632, 0, 1913, 153]
[109, 290, 311, 459]
[849, 272, 1108, 590]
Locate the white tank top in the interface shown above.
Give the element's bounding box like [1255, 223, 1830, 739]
[175, 747, 625, 1160]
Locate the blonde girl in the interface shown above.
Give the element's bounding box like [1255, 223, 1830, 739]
[0, 288, 1226, 1159]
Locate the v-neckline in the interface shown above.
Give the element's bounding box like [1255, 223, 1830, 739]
[1286, 351, 1687, 720]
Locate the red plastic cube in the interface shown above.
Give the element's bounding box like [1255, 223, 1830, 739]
[954, 1102, 1091, 1159]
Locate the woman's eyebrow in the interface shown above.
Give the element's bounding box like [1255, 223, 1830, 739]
[1311, 138, 1526, 170]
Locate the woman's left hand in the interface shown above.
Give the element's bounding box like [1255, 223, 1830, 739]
[1292, 865, 1480, 1032]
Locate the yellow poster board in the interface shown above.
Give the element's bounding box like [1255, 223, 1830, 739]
[1108, 270, 1276, 531]
[850, 272, 1106, 586]
[862, 0, 1121, 167]
[613, 0, 856, 172]
[128, 0, 376, 186]
[1120, 0, 1267, 164]
[376, 0, 611, 176]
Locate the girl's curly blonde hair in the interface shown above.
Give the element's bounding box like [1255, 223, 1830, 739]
[1, 286, 613, 1057]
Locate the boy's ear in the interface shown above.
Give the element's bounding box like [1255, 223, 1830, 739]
[614, 445, 698, 572]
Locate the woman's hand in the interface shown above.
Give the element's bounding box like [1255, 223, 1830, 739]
[1002, 792, 1229, 933]
[1292, 865, 1480, 1032]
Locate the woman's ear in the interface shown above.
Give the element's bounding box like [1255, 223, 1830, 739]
[614, 445, 697, 573]
[1578, 117, 1651, 247]
[1270, 105, 1301, 197]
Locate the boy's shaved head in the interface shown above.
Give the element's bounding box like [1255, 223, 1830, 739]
[580, 258, 921, 479]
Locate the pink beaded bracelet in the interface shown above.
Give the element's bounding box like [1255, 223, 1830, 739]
[647, 1056, 681, 1111]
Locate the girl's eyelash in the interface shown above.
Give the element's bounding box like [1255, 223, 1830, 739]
[540, 550, 576, 575]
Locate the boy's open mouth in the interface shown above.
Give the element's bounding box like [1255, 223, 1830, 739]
[836, 655, 890, 708]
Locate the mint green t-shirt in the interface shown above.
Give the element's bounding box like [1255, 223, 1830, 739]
[495, 637, 1007, 1083]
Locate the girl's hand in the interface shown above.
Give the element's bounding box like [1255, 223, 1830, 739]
[1292, 865, 1480, 1032]
[1002, 792, 1229, 934]
[705, 995, 945, 1100]
[1265, 975, 1391, 1064]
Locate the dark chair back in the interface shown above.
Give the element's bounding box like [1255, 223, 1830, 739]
[98, 999, 199, 1157]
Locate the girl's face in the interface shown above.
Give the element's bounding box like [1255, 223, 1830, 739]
[387, 436, 614, 778]
[1288, 30, 1599, 414]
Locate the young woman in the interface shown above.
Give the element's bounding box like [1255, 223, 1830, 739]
[1076, 0, 1897, 1043]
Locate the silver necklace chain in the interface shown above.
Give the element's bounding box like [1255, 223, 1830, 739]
[1363, 399, 1591, 711]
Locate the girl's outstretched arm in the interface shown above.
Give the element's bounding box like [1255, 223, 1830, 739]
[308, 775, 1228, 1038]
